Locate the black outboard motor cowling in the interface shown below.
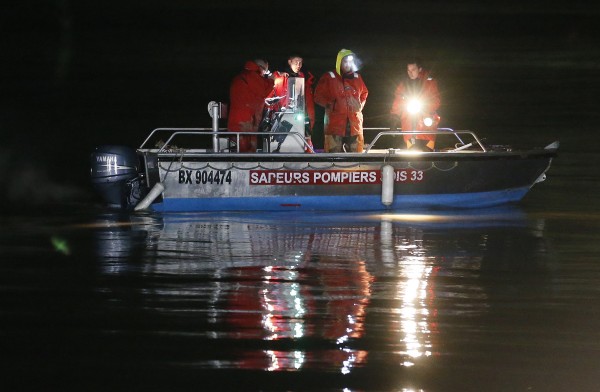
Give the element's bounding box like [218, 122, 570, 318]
[90, 145, 145, 209]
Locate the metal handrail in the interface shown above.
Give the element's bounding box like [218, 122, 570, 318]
[139, 128, 314, 153]
[364, 129, 486, 153]
[139, 127, 485, 154]
[139, 127, 215, 149]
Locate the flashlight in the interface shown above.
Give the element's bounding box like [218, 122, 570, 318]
[407, 99, 422, 114]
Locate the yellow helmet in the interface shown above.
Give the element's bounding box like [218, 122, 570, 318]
[335, 48, 355, 76]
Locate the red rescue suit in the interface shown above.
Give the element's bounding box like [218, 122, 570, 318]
[227, 60, 274, 152]
[390, 71, 440, 148]
[314, 71, 368, 151]
[314, 71, 368, 137]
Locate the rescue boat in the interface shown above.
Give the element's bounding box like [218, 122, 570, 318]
[90, 78, 558, 212]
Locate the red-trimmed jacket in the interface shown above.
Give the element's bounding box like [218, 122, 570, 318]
[390, 71, 440, 138]
[314, 71, 368, 137]
[227, 61, 274, 132]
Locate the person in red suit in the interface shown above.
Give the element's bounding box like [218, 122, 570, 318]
[314, 49, 369, 153]
[227, 59, 275, 152]
[390, 57, 441, 151]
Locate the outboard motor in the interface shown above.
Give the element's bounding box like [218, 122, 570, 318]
[90, 145, 146, 209]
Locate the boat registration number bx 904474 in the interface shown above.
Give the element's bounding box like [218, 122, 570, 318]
[178, 170, 232, 185]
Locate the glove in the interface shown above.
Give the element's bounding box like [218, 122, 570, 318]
[304, 137, 314, 153]
[347, 97, 362, 112]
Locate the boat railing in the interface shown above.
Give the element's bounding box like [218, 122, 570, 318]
[364, 128, 487, 153]
[139, 127, 314, 153]
[139, 127, 486, 154]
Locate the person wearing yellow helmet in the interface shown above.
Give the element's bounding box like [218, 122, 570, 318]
[314, 49, 369, 153]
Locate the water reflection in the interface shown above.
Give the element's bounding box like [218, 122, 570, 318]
[91, 207, 554, 376]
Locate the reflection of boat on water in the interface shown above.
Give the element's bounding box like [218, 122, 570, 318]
[92, 207, 555, 372]
[103, 206, 530, 264]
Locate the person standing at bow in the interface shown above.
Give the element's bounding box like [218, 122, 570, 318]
[314, 49, 368, 153]
[390, 57, 441, 151]
[227, 59, 275, 152]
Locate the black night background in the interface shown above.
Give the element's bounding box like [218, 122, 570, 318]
[2, 0, 598, 207]
[2, 1, 600, 391]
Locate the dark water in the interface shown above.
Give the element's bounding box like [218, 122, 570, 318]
[2, 197, 600, 391]
[2, 2, 600, 391]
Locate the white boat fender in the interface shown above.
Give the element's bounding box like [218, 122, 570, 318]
[381, 165, 394, 206]
[380, 218, 393, 246]
[134, 182, 165, 211]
